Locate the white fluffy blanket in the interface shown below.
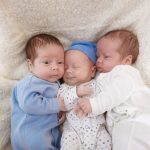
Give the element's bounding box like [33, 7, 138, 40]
[0, 0, 150, 149]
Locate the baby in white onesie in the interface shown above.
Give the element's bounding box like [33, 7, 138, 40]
[58, 41, 111, 150]
[76, 30, 150, 150]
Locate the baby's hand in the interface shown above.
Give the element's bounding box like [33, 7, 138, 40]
[58, 111, 66, 124]
[76, 82, 93, 97]
[73, 103, 86, 118]
[78, 98, 92, 114]
[58, 97, 66, 111]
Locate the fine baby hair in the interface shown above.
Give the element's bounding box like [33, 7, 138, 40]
[99, 29, 139, 63]
[25, 33, 64, 62]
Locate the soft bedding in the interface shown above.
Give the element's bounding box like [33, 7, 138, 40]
[0, 0, 150, 149]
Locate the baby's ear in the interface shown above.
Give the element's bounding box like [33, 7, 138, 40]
[91, 65, 96, 78]
[27, 59, 33, 71]
[123, 55, 133, 65]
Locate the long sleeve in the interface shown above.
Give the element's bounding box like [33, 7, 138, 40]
[16, 75, 60, 115]
[90, 65, 144, 115]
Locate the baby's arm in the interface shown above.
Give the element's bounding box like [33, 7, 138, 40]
[17, 83, 61, 115]
[78, 67, 137, 115]
[87, 69, 135, 115]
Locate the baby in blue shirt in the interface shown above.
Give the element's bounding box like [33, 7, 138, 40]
[11, 33, 65, 150]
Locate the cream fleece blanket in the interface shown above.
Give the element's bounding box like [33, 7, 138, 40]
[0, 0, 150, 149]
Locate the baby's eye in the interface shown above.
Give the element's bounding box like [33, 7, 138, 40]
[73, 66, 80, 69]
[42, 61, 49, 64]
[58, 61, 64, 64]
[104, 56, 109, 59]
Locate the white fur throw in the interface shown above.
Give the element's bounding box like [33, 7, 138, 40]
[0, 0, 150, 149]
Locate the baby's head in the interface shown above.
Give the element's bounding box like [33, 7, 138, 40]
[63, 41, 96, 86]
[25, 33, 64, 82]
[96, 29, 139, 73]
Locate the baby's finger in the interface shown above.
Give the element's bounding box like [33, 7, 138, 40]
[84, 88, 93, 94]
[81, 82, 91, 87]
[77, 110, 86, 118]
[59, 114, 66, 124]
[73, 104, 80, 113]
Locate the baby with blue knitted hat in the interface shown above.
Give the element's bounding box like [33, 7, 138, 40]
[58, 41, 111, 150]
[68, 41, 97, 64]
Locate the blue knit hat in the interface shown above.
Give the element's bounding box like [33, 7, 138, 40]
[67, 41, 97, 64]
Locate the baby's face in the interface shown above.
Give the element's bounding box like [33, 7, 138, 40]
[63, 50, 96, 86]
[28, 44, 64, 82]
[96, 37, 124, 73]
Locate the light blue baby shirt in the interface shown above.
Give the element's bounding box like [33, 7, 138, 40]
[11, 73, 61, 150]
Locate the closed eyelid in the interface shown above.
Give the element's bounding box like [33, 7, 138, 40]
[72, 64, 80, 68]
[65, 65, 79, 69]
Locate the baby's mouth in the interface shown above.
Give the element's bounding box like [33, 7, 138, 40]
[51, 74, 59, 78]
[66, 76, 75, 80]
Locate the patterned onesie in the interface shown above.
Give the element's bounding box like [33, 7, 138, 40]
[58, 79, 111, 150]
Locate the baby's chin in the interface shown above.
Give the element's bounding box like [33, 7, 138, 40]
[64, 81, 77, 86]
[63, 80, 79, 86]
[97, 68, 103, 73]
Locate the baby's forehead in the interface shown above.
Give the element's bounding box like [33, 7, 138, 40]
[65, 50, 93, 63]
[97, 36, 122, 47]
[65, 50, 88, 59]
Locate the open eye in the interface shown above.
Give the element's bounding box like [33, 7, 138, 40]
[58, 61, 64, 64]
[42, 61, 49, 64]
